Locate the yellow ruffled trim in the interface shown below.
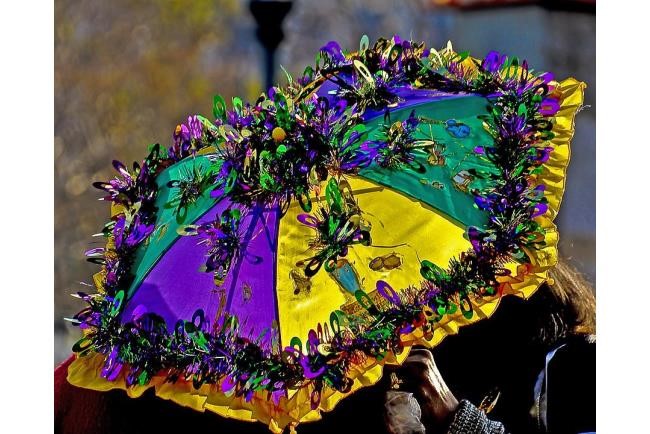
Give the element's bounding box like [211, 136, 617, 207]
[68, 77, 585, 432]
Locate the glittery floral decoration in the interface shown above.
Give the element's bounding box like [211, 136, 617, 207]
[297, 178, 371, 277]
[179, 208, 243, 285]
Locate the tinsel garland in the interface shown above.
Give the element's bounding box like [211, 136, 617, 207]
[70, 36, 559, 409]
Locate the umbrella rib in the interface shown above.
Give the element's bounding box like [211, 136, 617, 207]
[271, 206, 282, 348]
[225, 206, 262, 312]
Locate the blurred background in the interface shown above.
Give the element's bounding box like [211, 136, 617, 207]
[54, 0, 595, 363]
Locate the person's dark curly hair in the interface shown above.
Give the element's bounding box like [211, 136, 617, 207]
[531, 260, 596, 346]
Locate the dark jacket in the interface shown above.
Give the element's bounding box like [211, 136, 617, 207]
[439, 333, 595, 434]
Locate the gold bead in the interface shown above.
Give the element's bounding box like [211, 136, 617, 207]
[272, 127, 286, 142]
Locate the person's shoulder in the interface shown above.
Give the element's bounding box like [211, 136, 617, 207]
[546, 334, 595, 433]
[552, 334, 595, 374]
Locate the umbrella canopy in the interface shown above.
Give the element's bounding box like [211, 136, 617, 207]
[67, 36, 585, 432]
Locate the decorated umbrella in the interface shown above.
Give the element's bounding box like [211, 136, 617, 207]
[66, 36, 585, 433]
